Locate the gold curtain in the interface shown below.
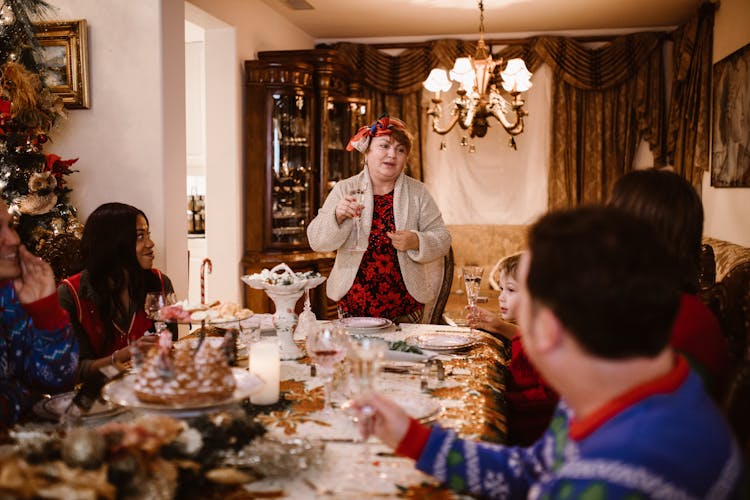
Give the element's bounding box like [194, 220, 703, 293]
[328, 32, 666, 198]
[537, 33, 666, 208]
[667, 3, 715, 189]
[328, 40, 477, 181]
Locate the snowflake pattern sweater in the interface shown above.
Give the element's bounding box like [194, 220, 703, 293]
[0, 280, 78, 427]
[407, 357, 743, 499]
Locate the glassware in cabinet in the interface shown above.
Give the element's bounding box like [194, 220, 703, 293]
[324, 98, 370, 196]
[269, 90, 313, 248]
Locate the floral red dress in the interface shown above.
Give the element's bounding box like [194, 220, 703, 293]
[338, 192, 422, 321]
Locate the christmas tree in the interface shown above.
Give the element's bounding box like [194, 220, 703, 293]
[0, 0, 81, 256]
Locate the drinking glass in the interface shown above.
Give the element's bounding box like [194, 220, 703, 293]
[345, 337, 387, 470]
[144, 292, 176, 334]
[306, 325, 350, 413]
[350, 177, 368, 250]
[462, 266, 484, 334]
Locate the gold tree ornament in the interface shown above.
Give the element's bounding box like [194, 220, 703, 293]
[16, 170, 58, 214]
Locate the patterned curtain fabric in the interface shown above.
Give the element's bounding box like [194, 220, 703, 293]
[326, 3, 713, 202]
[328, 30, 666, 200]
[539, 33, 666, 208]
[328, 40, 477, 181]
[667, 3, 715, 189]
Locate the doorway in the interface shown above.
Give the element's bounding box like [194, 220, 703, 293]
[184, 4, 242, 305]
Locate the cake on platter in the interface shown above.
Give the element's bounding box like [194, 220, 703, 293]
[134, 334, 236, 405]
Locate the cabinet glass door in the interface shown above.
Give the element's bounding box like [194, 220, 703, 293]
[324, 98, 369, 196]
[269, 90, 313, 248]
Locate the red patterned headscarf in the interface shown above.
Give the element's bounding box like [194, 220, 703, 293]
[346, 114, 408, 153]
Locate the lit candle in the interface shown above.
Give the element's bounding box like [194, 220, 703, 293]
[249, 338, 280, 405]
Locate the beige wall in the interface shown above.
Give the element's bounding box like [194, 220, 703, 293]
[42, 0, 314, 303]
[702, 0, 750, 246]
[182, 1, 313, 304]
[186, 0, 314, 59]
[44, 0, 188, 297]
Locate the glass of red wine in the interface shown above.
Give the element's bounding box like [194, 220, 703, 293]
[306, 324, 350, 413]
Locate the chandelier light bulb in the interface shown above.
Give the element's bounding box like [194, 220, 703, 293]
[449, 57, 473, 82]
[501, 58, 533, 93]
[421, 0, 532, 149]
[423, 68, 452, 94]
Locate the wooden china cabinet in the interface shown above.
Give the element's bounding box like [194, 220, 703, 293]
[243, 49, 371, 318]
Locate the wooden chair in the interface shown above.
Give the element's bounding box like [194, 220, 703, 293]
[429, 246, 454, 325]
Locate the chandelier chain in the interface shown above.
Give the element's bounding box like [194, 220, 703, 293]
[478, 0, 485, 41]
[422, 0, 532, 149]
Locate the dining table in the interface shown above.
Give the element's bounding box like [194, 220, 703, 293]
[242, 321, 509, 498]
[3, 321, 509, 499]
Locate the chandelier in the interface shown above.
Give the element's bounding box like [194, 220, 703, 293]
[422, 0, 532, 151]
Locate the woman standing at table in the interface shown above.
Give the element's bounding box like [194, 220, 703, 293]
[58, 203, 176, 381]
[307, 115, 450, 323]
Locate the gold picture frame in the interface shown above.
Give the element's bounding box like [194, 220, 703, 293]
[33, 20, 90, 109]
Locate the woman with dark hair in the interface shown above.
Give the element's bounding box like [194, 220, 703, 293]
[58, 203, 175, 381]
[608, 169, 728, 398]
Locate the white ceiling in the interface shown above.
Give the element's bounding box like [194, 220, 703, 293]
[260, 0, 704, 41]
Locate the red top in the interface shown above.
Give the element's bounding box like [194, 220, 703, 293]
[338, 192, 422, 321]
[670, 293, 728, 399]
[21, 290, 70, 330]
[61, 269, 165, 356]
[505, 333, 559, 445]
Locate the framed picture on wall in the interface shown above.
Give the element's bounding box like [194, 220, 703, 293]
[711, 42, 750, 187]
[33, 20, 90, 109]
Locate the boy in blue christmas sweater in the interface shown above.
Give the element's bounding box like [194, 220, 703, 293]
[355, 207, 744, 499]
[0, 199, 78, 428]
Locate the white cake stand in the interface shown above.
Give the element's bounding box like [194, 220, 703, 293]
[241, 263, 326, 360]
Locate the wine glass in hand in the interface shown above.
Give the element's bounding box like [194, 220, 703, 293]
[462, 266, 484, 334]
[306, 325, 349, 413]
[144, 292, 175, 334]
[345, 337, 387, 471]
[349, 177, 368, 250]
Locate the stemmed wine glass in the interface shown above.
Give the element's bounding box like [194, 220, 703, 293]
[462, 266, 484, 334]
[345, 337, 387, 457]
[350, 177, 368, 250]
[306, 325, 350, 413]
[144, 292, 176, 335]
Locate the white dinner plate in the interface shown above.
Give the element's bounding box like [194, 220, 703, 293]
[405, 333, 478, 353]
[102, 368, 263, 418]
[334, 317, 393, 334]
[33, 391, 126, 422]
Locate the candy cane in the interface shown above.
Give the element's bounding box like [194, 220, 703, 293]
[200, 258, 212, 305]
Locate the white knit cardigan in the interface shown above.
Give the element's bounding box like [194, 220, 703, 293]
[307, 167, 451, 321]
